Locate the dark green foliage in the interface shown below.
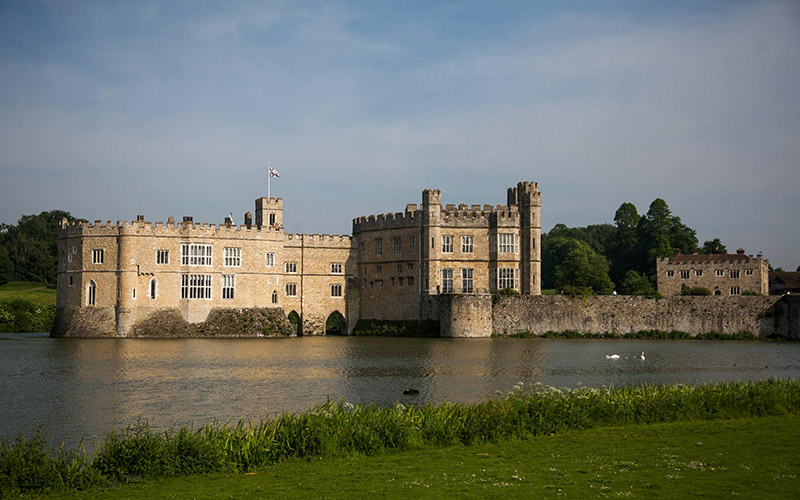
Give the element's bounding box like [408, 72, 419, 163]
[680, 285, 712, 296]
[0, 299, 55, 333]
[353, 319, 439, 337]
[742, 290, 761, 296]
[325, 312, 345, 335]
[701, 238, 727, 254]
[549, 238, 614, 294]
[0, 210, 84, 285]
[619, 270, 656, 296]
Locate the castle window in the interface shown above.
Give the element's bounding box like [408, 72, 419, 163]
[407, 276, 414, 286]
[374, 238, 383, 256]
[285, 262, 297, 273]
[156, 250, 169, 265]
[222, 274, 235, 299]
[92, 249, 104, 264]
[407, 263, 413, 270]
[132, 288, 136, 300]
[224, 247, 241, 267]
[442, 268, 454, 293]
[269, 213, 276, 226]
[442, 235, 454, 253]
[285, 283, 297, 297]
[150, 279, 156, 299]
[265, 253, 275, 267]
[86, 280, 96, 306]
[729, 270, 740, 279]
[716, 270, 724, 277]
[680, 270, 689, 279]
[391, 277, 395, 286]
[393, 237, 402, 255]
[745, 269, 753, 276]
[695, 270, 703, 277]
[376, 280, 384, 290]
[409, 236, 416, 253]
[461, 236, 473, 253]
[396, 263, 403, 273]
[730, 286, 740, 295]
[498, 234, 517, 253]
[69, 276, 73, 286]
[398, 277, 404, 286]
[666, 270, 674, 277]
[331, 284, 343, 297]
[271, 290, 278, 303]
[462, 268, 474, 293]
[498, 268, 518, 290]
[331, 263, 343, 274]
[181, 274, 212, 299]
[68, 254, 72, 263]
[181, 244, 212, 266]
[376, 265, 382, 274]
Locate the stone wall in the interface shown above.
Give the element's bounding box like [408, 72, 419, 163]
[439, 294, 492, 337]
[492, 295, 799, 339]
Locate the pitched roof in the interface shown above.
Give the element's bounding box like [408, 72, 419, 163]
[668, 252, 752, 264]
[769, 271, 800, 289]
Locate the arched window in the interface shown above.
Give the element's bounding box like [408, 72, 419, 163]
[87, 280, 96, 306]
[271, 290, 278, 304]
[150, 279, 157, 299]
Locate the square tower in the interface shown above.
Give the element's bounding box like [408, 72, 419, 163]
[255, 197, 283, 230]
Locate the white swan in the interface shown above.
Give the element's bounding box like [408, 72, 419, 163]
[605, 354, 620, 360]
[640, 352, 646, 360]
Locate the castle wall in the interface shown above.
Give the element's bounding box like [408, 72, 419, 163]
[492, 295, 795, 338]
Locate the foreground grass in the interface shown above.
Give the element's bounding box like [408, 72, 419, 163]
[0, 282, 55, 307]
[36, 415, 800, 499]
[3, 380, 799, 497]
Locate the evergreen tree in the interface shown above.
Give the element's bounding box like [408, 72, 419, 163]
[552, 238, 614, 294]
[701, 238, 727, 254]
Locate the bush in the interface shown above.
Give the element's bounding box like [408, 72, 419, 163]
[680, 285, 711, 296]
[0, 299, 56, 333]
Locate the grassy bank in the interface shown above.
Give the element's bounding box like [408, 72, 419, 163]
[1, 379, 799, 497]
[0, 282, 56, 307]
[35, 415, 800, 499]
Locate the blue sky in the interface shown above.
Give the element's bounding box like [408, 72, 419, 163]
[1, 1, 798, 269]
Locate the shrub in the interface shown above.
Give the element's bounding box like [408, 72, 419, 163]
[680, 285, 711, 296]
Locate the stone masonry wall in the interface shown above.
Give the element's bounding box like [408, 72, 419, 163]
[492, 295, 798, 338]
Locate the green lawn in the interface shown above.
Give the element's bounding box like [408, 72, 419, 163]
[0, 281, 56, 306]
[35, 415, 800, 499]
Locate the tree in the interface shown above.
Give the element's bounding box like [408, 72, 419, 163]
[701, 238, 727, 254]
[619, 270, 655, 296]
[553, 238, 614, 294]
[608, 202, 640, 285]
[636, 199, 698, 277]
[0, 210, 82, 284]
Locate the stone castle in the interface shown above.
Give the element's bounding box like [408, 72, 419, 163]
[53, 182, 542, 337]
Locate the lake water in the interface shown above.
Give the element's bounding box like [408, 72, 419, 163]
[1, 333, 798, 450]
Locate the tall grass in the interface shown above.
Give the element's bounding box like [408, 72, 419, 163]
[2, 379, 799, 496]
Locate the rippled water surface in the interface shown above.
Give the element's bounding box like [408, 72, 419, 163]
[1, 333, 798, 449]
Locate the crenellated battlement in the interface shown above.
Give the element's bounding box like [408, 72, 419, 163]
[59, 217, 288, 239]
[352, 209, 422, 233]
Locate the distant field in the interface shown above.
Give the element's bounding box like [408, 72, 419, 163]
[0, 281, 56, 306]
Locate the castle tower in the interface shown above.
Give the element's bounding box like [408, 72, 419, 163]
[421, 189, 442, 293]
[116, 223, 137, 336]
[255, 197, 283, 230]
[515, 182, 542, 295]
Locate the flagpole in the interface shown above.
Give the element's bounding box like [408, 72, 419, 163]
[267, 162, 271, 200]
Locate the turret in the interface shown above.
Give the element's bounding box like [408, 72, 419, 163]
[516, 182, 541, 295]
[255, 197, 283, 230]
[421, 189, 442, 293]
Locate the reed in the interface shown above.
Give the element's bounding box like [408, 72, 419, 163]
[2, 379, 798, 497]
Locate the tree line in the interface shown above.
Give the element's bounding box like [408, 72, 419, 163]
[541, 198, 731, 295]
[0, 210, 84, 286]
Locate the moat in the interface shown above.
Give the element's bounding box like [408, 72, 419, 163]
[1, 333, 798, 450]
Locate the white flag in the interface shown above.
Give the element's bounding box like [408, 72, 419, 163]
[269, 166, 280, 178]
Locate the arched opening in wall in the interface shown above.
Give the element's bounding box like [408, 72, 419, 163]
[271, 290, 278, 304]
[86, 280, 96, 306]
[325, 311, 346, 336]
[150, 279, 157, 299]
[287, 310, 301, 336]
[714, 289, 722, 296]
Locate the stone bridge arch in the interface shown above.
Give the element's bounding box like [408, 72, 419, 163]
[325, 310, 346, 336]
